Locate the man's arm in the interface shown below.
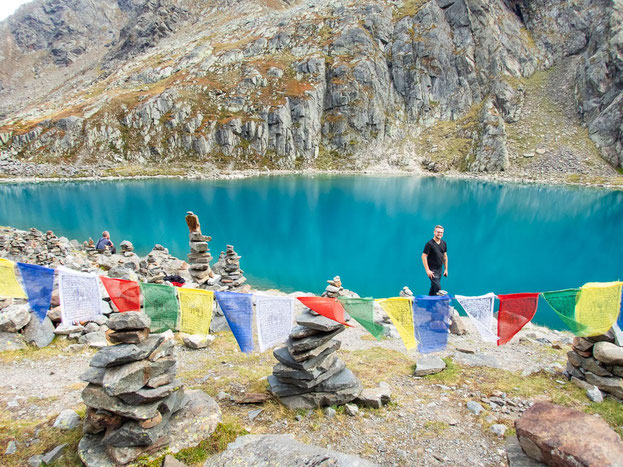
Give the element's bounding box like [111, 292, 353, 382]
[443, 252, 448, 277]
[421, 253, 435, 279]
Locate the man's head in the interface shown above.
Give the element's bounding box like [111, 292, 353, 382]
[102, 231, 110, 239]
[433, 225, 444, 240]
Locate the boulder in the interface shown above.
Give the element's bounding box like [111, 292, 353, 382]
[414, 356, 446, 376]
[515, 402, 623, 466]
[203, 434, 376, 466]
[107, 311, 151, 331]
[182, 334, 215, 349]
[23, 316, 55, 348]
[593, 341, 623, 366]
[53, 409, 81, 430]
[0, 304, 31, 332]
[355, 381, 391, 409]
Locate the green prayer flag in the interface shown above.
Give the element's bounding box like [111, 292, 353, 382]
[338, 297, 385, 340]
[542, 288, 587, 335]
[140, 283, 179, 332]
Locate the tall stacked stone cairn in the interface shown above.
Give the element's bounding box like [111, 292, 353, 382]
[187, 231, 214, 284]
[267, 308, 362, 409]
[565, 328, 623, 401]
[79, 311, 187, 465]
[217, 244, 247, 289]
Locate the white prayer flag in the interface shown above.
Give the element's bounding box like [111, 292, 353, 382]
[255, 295, 294, 353]
[59, 268, 102, 325]
[455, 293, 498, 343]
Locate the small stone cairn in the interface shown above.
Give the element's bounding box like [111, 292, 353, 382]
[217, 244, 246, 289]
[184, 211, 214, 284]
[79, 311, 186, 465]
[321, 275, 343, 298]
[268, 308, 362, 409]
[565, 329, 623, 401]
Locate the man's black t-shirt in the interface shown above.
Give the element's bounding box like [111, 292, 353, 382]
[423, 239, 447, 270]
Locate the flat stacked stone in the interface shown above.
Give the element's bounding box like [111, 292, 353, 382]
[565, 329, 623, 400]
[187, 232, 214, 284]
[268, 309, 362, 409]
[79, 312, 187, 465]
[218, 245, 246, 289]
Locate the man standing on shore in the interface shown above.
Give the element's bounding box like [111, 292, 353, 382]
[422, 225, 448, 296]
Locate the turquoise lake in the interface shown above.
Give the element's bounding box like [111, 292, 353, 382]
[1, 175, 622, 329]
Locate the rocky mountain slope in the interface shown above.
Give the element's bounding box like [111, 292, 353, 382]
[0, 0, 621, 177]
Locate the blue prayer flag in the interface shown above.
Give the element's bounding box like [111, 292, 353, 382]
[413, 295, 452, 354]
[215, 291, 254, 353]
[17, 262, 55, 321]
[618, 288, 623, 330]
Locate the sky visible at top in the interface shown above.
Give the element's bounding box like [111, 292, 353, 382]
[0, 0, 32, 21]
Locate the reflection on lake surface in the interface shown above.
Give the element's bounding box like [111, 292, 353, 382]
[1, 175, 622, 328]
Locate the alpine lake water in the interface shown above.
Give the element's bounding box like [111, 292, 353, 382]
[1, 175, 622, 330]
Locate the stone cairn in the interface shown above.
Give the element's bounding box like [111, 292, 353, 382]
[217, 245, 246, 289]
[321, 275, 343, 298]
[268, 308, 362, 409]
[565, 329, 623, 401]
[185, 211, 214, 285]
[79, 311, 186, 465]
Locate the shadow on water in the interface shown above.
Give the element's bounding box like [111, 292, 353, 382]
[1, 176, 621, 329]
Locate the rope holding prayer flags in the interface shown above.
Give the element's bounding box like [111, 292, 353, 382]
[58, 268, 102, 325]
[541, 288, 586, 335]
[377, 298, 416, 350]
[215, 291, 254, 353]
[454, 293, 497, 343]
[255, 294, 294, 353]
[413, 295, 452, 353]
[575, 281, 623, 337]
[178, 288, 214, 335]
[16, 263, 55, 321]
[140, 282, 179, 332]
[0, 258, 27, 299]
[296, 296, 351, 326]
[338, 297, 385, 340]
[497, 293, 539, 346]
[100, 276, 141, 312]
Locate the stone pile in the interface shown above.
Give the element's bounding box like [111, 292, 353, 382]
[79, 311, 186, 465]
[268, 308, 362, 409]
[217, 244, 246, 289]
[565, 329, 623, 401]
[321, 275, 343, 298]
[187, 232, 214, 285]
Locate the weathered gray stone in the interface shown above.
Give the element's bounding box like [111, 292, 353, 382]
[107, 311, 151, 331]
[90, 334, 164, 367]
[203, 434, 376, 466]
[118, 380, 183, 405]
[467, 401, 484, 415]
[584, 372, 623, 399]
[449, 309, 467, 335]
[81, 367, 106, 385]
[163, 454, 186, 467]
[0, 304, 31, 332]
[103, 412, 172, 447]
[273, 340, 340, 370]
[580, 355, 613, 377]
[41, 444, 67, 464]
[5, 440, 16, 455]
[79, 331, 108, 348]
[573, 336, 594, 352]
[0, 331, 26, 351]
[593, 341, 623, 366]
[290, 325, 321, 339]
[27, 454, 44, 467]
[414, 356, 446, 376]
[273, 354, 338, 381]
[288, 327, 344, 355]
[53, 409, 81, 430]
[82, 384, 162, 420]
[102, 360, 151, 396]
[505, 435, 545, 467]
[108, 328, 150, 344]
[53, 324, 85, 335]
[23, 316, 54, 348]
[586, 386, 604, 403]
[515, 402, 623, 466]
[354, 381, 391, 409]
[182, 334, 215, 349]
[296, 310, 344, 332]
[276, 358, 346, 389]
[491, 424, 507, 437]
[146, 357, 177, 388]
[148, 330, 175, 361]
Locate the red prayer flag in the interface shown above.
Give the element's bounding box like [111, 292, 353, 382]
[100, 276, 141, 312]
[497, 293, 539, 345]
[297, 296, 352, 327]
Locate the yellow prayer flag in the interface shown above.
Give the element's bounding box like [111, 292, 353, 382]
[0, 258, 27, 299]
[178, 288, 214, 335]
[575, 281, 623, 337]
[377, 297, 416, 350]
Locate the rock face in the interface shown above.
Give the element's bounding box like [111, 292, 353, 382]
[79, 317, 191, 465]
[268, 308, 362, 409]
[565, 330, 623, 399]
[1, 0, 621, 173]
[515, 402, 623, 466]
[203, 434, 376, 466]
